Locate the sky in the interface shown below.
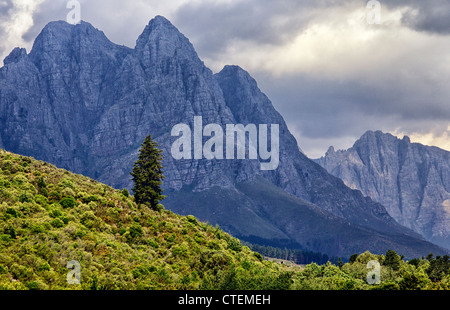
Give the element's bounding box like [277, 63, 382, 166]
[0, 0, 449, 158]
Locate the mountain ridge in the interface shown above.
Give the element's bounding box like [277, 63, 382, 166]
[0, 17, 446, 258]
[315, 130, 450, 249]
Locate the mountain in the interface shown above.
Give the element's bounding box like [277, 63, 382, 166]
[0, 148, 295, 290]
[315, 131, 450, 249]
[0, 16, 446, 258]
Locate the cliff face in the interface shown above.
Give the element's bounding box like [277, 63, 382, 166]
[0, 17, 446, 257]
[315, 131, 450, 249]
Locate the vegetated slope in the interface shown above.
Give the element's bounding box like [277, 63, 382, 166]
[0, 149, 292, 290]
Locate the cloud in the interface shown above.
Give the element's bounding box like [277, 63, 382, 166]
[173, 0, 322, 55]
[0, 0, 45, 62]
[393, 125, 450, 153]
[384, 0, 450, 35]
[171, 0, 450, 157]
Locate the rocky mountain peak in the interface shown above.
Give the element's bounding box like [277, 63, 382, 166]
[29, 20, 127, 73]
[326, 146, 335, 156]
[316, 131, 450, 249]
[3, 47, 27, 66]
[135, 15, 201, 67]
[402, 135, 411, 143]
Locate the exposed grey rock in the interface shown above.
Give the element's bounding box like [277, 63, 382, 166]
[0, 17, 446, 257]
[315, 130, 450, 249]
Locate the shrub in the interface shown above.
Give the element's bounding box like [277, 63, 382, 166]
[129, 223, 143, 239]
[227, 237, 242, 252]
[48, 190, 61, 202]
[60, 196, 76, 209]
[0, 178, 10, 188]
[30, 224, 45, 234]
[4, 226, 16, 239]
[254, 252, 264, 262]
[34, 195, 48, 206]
[88, 201, 97, 209]
[59, 178, 75, 190]
[61, 187, 76, 198]
[165, 233, 176, 243]
[36, 262, 50, 272]
[19, 191, 33, 203]
[37, 177, 47, 190]
[12, 174, 28, 186]
[49, 208, 62, 218]
[6, 207, 19, 218]
[83, 195, 98, 203]
[25, 281, 38, 290]
[80, 211, 99, 229]
[186, 215, 197, 225]
[50, 218, 65, 228]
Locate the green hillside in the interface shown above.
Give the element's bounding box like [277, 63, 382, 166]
[2, 148, 450, 291]
[0, 149, 293, 290]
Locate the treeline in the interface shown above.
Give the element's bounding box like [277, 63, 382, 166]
[243, 242, 339, 265]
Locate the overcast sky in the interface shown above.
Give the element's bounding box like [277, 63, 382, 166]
[1, 0, 449, 158]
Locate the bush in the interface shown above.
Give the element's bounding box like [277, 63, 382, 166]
[19, 192, 33, 203]
[129, 223, 143, 239]
[83, 195, 98, 203]
[6, 207, 19, 218]
[254, 252, 264, 262]
[60, 196, 76, 209]
[227, 237, 242, 252]
[34, 195, 48, 206]
[80, 211, 100, 229]
[61, 187, 76, 198]
[4, 226, 16, 239]
[48, 190, 61, 202]
[30, 224, 45, 234]
[50, 218, 65, 228]
[186, 215, 197, 225]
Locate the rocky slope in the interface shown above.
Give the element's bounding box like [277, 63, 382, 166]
[0, 17, 446, 257]
[315, 131, 450, 249]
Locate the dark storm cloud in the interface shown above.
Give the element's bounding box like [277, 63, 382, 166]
[385, 0, 450, 35]
[173, 0, 450, 62]
[172, 0, 351, 57]
[254, 70, 450, 156]
[22, 1, 67, 44]
[171, 0, 450, 156]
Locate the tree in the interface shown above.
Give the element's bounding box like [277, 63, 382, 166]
[383, 250, 402, 271]
[337, 257, 344, 269]
[426, 255, 450, 282]
[130, 135, 166, 209]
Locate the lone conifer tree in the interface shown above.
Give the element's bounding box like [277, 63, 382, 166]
[131, 135, 166, 209]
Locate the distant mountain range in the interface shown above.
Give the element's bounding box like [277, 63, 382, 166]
[0, 16, 446, 258]
[315, 131, 450, 249]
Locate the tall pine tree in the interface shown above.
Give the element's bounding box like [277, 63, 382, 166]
[131, 135, 166, 209]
